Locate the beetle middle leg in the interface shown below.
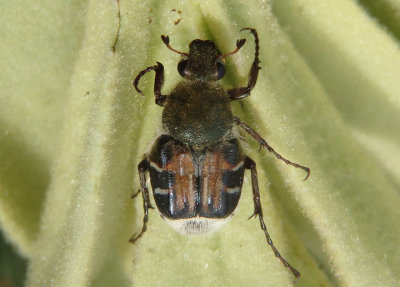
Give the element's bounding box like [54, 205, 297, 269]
[228, 28, 261, 100]
[245, 157, 300, 282]
[234, 116, 310, 180]
[129, 157, 153, 244]
[133, 62, 167, 106]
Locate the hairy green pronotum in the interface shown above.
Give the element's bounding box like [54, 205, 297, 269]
[0, 1, 399, 287]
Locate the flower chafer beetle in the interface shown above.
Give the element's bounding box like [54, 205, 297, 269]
[131, 28, 310, 281]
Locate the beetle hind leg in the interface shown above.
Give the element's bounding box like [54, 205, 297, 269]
[245, 157, 301, 282]
[129, 158, 152, 244]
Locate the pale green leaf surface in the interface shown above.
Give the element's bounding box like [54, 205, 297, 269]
[0, 0, 399, 287]
[0, 0, 89, 255]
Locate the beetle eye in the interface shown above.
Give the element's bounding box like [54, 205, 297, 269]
[216, 60, 225, 80]
[177, 57, 188, 77]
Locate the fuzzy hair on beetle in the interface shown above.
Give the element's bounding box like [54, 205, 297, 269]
[131, 28, 310, 282]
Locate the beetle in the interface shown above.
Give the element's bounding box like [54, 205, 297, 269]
[131, 28, 310, 281]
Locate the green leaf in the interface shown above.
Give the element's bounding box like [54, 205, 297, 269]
[0, 0, 399, 286]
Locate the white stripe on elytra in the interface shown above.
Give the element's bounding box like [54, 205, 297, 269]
[149, 161, 164, 173]
[154, 187, 169, 195]
[227, 187, 241, 194]
[232, 160, 244, 172]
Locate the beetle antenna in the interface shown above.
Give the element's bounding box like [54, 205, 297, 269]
[161, 35, 189, 56]
[218, 38, 246, 59]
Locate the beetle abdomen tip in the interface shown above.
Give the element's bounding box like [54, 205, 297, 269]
[162, 216, 233, 235]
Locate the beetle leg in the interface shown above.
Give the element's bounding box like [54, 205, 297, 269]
[129, 157, 152, 244]
[131, 188, 141, 199]
[228, 28, 261, 101]
[234, 116, 310, 180]
[245, 157, 300, 282]
[133, 62, 167, 106]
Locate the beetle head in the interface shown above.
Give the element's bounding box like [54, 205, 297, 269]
[161, 35, 246, 81]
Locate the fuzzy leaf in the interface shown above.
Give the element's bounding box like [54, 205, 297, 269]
[0, 1, 399, 287]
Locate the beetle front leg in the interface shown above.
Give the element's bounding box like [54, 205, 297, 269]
[228, 28, 261, 100]
[129, 157, 153, 244]
[245, 157, 300, 282]
[133, 62, 167, 106]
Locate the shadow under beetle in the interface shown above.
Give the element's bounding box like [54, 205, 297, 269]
[131, 28, 310, 282]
